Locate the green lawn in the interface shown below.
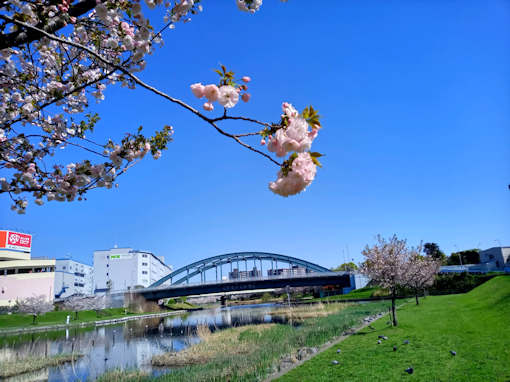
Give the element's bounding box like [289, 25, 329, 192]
[277, 275, 510, 382]
[0, 308, 135, 329]
[313, 286, 382, 302]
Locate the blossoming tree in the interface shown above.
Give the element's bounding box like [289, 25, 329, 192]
[404, 251, 441, 305]
[0, 0, 324, 213]
[63, 295, 90, 319]
[361, 235, 442, 325]
[16, 295, 54, 324]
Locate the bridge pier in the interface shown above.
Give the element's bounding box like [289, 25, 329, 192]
[220, 295, 227, 306]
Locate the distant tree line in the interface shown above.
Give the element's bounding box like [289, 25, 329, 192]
[423, 243, 480, 265]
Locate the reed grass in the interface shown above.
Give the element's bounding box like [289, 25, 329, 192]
[0, 353, 82, 378]
[152, 324, 275, 367]
[268, 302, 349, 320]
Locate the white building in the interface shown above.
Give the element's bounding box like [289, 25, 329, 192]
[54, 259, 94, 299]
[93, 247, 172, 293]
[479, 247, 510, 270]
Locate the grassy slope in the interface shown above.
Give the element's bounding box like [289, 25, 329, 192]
[0, 308, 135, 329]
[313, 287, 380, 302]
[277, 276, 510, 382]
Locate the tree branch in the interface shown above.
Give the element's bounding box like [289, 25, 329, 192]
[0, 0, 99, 49]
[1, 15, 282, 167]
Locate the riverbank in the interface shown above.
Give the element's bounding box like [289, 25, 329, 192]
[0, 309, 186, 335]
[0, 353, 82, 378]
[94, 301, 390, 381]
[276, 276, 510, 381]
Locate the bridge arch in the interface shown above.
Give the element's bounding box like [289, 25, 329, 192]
[149, 252, 331, 287]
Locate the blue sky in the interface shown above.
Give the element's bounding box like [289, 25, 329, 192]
[2, 1, 509, 271]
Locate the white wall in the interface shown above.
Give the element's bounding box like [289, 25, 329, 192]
[54, 259, 94, 298]
[93, 248, 171, 293]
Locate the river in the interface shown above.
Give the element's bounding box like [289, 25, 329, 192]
[0, 303, 295, 381]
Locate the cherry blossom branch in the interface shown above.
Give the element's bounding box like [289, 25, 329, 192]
[0, 68, 115, 129]
[1, 15, 282, 167]
[0, 0, 100, 49]
[23, 134, 108, 157]
[210, 115, 274, 128]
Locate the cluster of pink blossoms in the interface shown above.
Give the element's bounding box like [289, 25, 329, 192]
[268, 152, 317, 197]
[189, 71, 321, 198]
[190, 77, 251, 111]
[266, 103, 318, 157]
[237, 0, 263, 13]
[265, 103, 321, 197]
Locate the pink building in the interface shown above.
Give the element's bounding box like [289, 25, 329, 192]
[0, 230, 55, 307]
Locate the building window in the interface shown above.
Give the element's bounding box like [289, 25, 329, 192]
[142, 271, 148, 275]
[62, 266, 66, 270]
[106, 272, 109, 276]
[142, 262, 148, 266]
[142, 254, 148, 258]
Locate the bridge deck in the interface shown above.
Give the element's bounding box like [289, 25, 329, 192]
[139, 272, 351, 300]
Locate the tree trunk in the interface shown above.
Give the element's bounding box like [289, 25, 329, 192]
[415, 292, 419, 305]
[391, 290, 398, 326]
[32, 314, 36, 324]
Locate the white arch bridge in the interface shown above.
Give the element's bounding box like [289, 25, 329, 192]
[136, 252, 357, 301]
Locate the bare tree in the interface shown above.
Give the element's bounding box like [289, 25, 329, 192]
[16, 295, 54, 324]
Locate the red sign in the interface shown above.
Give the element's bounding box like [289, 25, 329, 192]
[0, 230, 32, 252]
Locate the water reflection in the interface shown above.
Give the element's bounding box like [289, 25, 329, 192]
[0, 303, 291, 381]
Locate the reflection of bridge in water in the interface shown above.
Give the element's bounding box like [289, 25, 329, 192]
[135, 252, 358, 301]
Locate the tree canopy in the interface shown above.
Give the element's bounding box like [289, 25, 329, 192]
[331, 262, 358, 272]
[423, 242, 446, 264]
[0, 0, 323, 213]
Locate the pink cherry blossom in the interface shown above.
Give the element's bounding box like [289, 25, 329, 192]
[203, 102, 214, 111]
[281, 116, 312, 153]
[190, 82, 205, 98]
[269, 152, 317, 197]
[218, 85, 239, 109]
[282, 102, 299, 118]
[267, 130, 287, 157]
[203, 84, 220, 102]
[237, 0, 262, 13]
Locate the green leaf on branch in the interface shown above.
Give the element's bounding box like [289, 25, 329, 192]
[301, 105, 321, 128]
[311, 157, 322, 168]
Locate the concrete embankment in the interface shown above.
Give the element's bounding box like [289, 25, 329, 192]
[0, 310, 186, 336]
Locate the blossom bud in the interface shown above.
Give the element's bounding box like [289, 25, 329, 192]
[242, 93, 251, 102]
[260, 139, 266, 145]
[242, 76, 251, 83]
[203, 102, 214, 111]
